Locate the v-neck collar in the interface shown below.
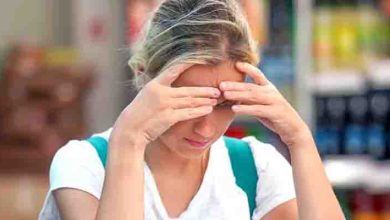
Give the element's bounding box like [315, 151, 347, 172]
[144, 138, 220, 219]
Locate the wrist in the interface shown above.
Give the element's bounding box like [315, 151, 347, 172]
[109, 129, 148, 153]
[282, 124, 315, 151]
[108, 134, 146, 168]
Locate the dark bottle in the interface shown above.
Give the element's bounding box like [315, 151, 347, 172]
[314, 96, 330, 156]
[367, 91, 388, 159]
[326, 96, 347, 154]
[344, 95, 368, 155]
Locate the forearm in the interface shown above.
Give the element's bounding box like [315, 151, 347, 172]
[96, 138, 145, 220]
[288, 129, 344, 220]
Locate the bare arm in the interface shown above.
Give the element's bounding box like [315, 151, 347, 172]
[222, 62, 344, 220]
[260, 199, 298, 220]
[54, 189, 99, 220]
[95, 135, 146, 220]
[53, 63, 219, 219]
[289, 129, 343, 220]
[53, 137, 146, 220]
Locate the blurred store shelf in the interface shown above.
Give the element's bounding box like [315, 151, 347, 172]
[0, 45, 93, 174]
[312, 70, 367, 96]
[367, 59, 390, 89]
[312, 59, 390, 96]
[324, 156, 390, 193]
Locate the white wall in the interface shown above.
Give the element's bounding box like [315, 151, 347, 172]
[0, 0, 49, 49]
[0, 0, 128, 133]
[73, 0, 128, 132]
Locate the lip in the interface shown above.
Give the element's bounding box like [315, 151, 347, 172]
[184, 138, 210, 149]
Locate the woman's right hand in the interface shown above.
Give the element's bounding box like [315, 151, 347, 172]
[109, 63, 221, 150]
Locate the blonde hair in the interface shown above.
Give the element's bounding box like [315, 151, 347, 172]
[128, 0, 259, 90]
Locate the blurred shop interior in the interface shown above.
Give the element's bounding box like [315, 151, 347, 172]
[1, 0, 390, 219]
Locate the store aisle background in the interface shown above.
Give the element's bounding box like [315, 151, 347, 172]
[1, 0, 390, 219]
[0, 0, 128, 218]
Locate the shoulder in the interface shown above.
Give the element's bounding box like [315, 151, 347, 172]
[39, 132, 109, 220]
[240, 136, 296, 220]
[51, 139, 100, 168]
[50, 127, 112, 174]
[49, 128, 111, 199]
[241, 136, 289, 172]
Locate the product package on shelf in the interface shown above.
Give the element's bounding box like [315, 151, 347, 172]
[312, 0, 390, 161]
[314, 91, 390, 159]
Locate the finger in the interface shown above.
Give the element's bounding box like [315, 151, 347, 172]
[171, 97, 218, 109]
[155, 63, 195, 85]
[172, 106, 213, 122]
[219, 81, 259, 91]
[223, 90, 274, 105]
[171, 86, 221, 98]
[231, 104, 276, 119]
[235, 62, 269, 85]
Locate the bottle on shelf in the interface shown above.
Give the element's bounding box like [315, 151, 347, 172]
[344, 95, 368, 155]
[366, 90, 389, 159]
[326, 96, 347, 155]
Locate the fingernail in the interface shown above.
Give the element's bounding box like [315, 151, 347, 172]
[232, 105, 239, 111]
[220, 82, 228, 89]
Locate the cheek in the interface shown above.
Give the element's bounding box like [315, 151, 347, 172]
[213, 109, 235, 132]
[160, 109, 235, 141]
[159, 120, 193, 141]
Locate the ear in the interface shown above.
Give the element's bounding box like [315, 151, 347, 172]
[136, 65, 145, 76]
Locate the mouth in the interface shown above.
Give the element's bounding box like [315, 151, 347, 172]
[184, 138, 210, 149]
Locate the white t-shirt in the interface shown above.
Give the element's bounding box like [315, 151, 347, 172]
[39, 128, 296, 220]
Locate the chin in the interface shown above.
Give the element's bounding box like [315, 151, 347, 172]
[179, 147, 211, 159]
[172, 138, 214, 159]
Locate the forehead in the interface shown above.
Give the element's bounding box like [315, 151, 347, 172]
[172, 61, 245, 88]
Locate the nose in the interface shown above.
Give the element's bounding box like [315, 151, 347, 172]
[193, 113, 215, 139]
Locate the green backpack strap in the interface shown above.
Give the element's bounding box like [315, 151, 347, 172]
[223, 136, 259, 218]
[86, 136, 108, 168]
[86, 135, 258, 217]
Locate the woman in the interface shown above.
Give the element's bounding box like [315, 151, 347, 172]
[39, 0, 344, 219]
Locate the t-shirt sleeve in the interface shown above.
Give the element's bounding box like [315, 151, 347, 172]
[242, 136, 296, 220]
[49, 139, 105, 199]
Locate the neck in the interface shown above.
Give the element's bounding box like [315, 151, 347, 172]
[144, 140, 209, 178]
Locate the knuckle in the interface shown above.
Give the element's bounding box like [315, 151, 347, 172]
[249, 84, 258, 91]
[274, 96, 283, 104]
[177, 87, 188, 97]
[184, 111, 191, 119]
[194, 98, 201, 106]
[225, 91, 232, 98]
[268, 84, 277, 90]
[155, 95, 168, 109]
[144, 81, 155, 91]
[144, 81, 159, 96]
[256, 108, 263, 115]
[250, 94, 257, 103]
[187, 108, 195, 117]
[197, 98, 206, 106]
[188, 98, 195, 107]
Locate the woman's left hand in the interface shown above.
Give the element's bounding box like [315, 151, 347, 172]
[219, 62, 311, 149]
